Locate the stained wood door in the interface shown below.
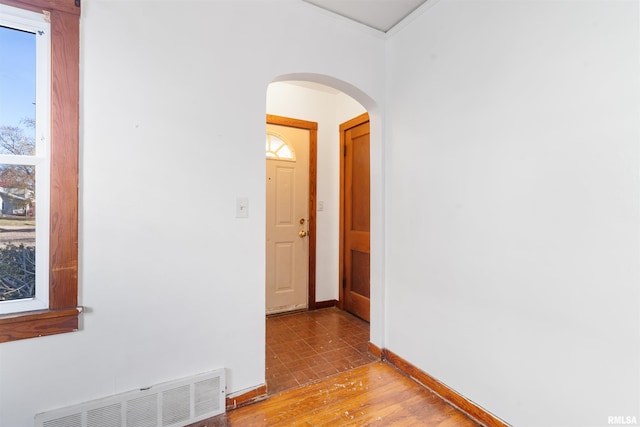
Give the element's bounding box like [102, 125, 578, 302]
[265, 123, 310, 314]
[341, 113, 370, 321]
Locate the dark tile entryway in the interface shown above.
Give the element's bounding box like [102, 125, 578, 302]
[265, 307, 377, 395]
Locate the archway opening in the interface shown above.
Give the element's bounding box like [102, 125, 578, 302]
[263, 74, 383, 395]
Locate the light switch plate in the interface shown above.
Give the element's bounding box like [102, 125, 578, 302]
[236, 197, 249, 218]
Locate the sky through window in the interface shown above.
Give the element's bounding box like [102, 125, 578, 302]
[0, 25, 35, 135]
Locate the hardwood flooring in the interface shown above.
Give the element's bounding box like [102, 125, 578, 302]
[192, 308, 481, 426]
[205, 362, 481, 426]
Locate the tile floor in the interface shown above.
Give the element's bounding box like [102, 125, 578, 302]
[265, 307, 378, 395]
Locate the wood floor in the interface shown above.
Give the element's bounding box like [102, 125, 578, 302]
[205, 362, 481, 426]
[190, 308, 481, 426]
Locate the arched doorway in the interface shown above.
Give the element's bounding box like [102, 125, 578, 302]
[263, 75, 383, 394]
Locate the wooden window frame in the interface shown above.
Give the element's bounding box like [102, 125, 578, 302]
[0, 0, 79, 343]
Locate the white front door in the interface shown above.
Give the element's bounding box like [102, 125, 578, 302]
[265, 123, 310, 314]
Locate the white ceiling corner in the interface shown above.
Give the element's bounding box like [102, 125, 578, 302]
[302, 0, 428, 33]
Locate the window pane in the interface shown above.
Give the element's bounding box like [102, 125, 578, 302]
[0, 25, 36, 149]
[0, 3, 60, 324]
[0, 164, 35, 301]
[266, 134, 295, 160]
[276, 144, 292, 159]
[0, 24, 37, 303]
[270, 138, 283, 152]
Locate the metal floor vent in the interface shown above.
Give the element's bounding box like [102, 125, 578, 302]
[35, 369, 225, 427]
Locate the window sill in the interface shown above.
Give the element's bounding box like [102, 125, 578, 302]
[0, 307, 82, 343]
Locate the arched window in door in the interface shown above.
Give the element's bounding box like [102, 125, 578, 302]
[266, 133, 295, 160]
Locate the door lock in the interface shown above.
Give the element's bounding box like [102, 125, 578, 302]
[299, 217, 306, 225]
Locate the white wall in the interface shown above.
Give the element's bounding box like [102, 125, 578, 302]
[386, 1, 639, 426]
[0, 1, 384, 425]
[266, 82, 366, 302]
[3, 1, 635, 425]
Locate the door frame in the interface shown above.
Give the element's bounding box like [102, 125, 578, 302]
[266, 114, 319, 310]
[338, 112, 370, 311]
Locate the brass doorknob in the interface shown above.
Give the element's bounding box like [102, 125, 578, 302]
[299, 230, 308, 238]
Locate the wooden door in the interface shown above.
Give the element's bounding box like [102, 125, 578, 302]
[265, 123, 311, 314]
[340, 113, 370, 321]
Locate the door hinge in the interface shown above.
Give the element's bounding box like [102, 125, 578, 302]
[343, 145, 347, 157]
[342, 278, 347, 288]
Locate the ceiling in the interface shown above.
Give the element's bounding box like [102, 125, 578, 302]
[302, 0, 429, 33]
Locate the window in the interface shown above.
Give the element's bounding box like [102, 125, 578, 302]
[0, 0, 79, 343]
[266, 133, 295, 160]
[0, 5, 50, 314]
